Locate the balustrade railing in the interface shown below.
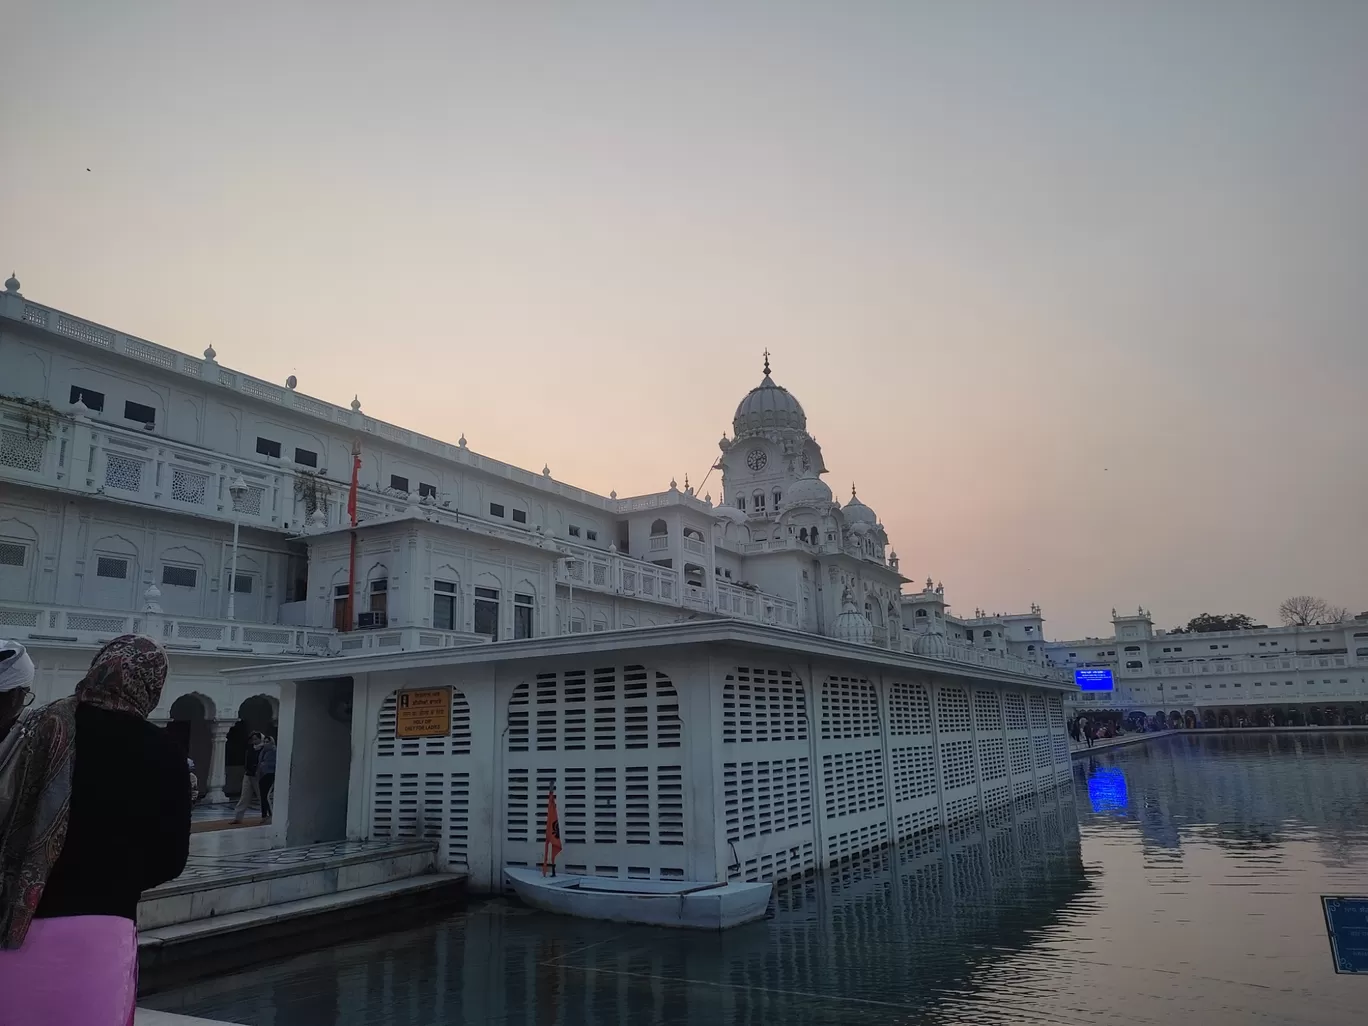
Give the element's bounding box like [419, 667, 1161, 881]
[0, 600, 486, 657]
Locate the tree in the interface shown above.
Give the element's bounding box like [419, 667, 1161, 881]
[1279, 595, 1348, 626]
[1170, 612, 1256, 634]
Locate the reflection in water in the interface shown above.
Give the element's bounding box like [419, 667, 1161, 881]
[147, 733, 1368, 1025]
[1085, 765, 1128, 814]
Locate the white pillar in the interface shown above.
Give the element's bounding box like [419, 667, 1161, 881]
[203, 719, 232, 803]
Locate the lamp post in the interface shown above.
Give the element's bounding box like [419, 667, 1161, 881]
[226, 475, 248, 621]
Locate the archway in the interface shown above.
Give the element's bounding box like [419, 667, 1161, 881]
[226, 694, 279, 797]
[170, 693, 214, 791]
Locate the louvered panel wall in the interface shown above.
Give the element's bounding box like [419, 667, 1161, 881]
[721, 666, 816, 883]
[887, 679, 940, 846]
[501, 664, 688, 883]
[370, 687, 474, 869]
[817, 674, 888, 864]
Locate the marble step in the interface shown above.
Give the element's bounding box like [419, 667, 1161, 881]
[136, 1011, 244, 1026]
[139, 839, 437, 930]
[139, 873, 467, 981]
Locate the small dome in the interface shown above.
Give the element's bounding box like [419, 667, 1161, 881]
[832, 586, 874, 645]
[785, 467, 832, 506]
[4, 272, 21, 293]
[732, 354, 806, 436]
[913, 631, 950, 658]
[715, 504, 749, 525]
[844, 485, 877, 525]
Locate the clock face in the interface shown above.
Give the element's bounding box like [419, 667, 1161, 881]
[746, 448, 768, 472]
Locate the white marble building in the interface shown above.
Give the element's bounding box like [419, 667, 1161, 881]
[1, 273, 1071, 876]
[1049, 607, 1368, 726]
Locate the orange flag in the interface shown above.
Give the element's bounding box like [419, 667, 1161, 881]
[542, 789, 563, 876]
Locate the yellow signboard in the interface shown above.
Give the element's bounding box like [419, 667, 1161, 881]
[395, 687, 451, 739]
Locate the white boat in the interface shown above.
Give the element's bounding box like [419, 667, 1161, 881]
[503, 867, 772, 930]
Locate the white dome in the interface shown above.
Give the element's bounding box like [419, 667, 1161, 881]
[785, 468, 832, 506]
[913, 631, 950, 658]
[844, 487, 877, 526]
[832, 586, 874, 645]
[733, 357, 806, 436]
[715, 504, 749, 525]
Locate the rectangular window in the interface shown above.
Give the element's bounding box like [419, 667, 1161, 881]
[390, 475, 409, 493]
[418, 482, 437, 499]
[514, 593, 533, 639]
[233, 574, 253, 594]
[369, 579, 388, 615]
[754, 494, 766, 510]
[0, 542, 26, 567]
[123, 400, 156, 426]
[96, 556, 128, 579]
[569, 525, 581, 538]
[474, 586, 499, 638]
[294, 447, 318, 468]
[512, 509, 527, 524]
[255, 437, 282, 458]
[69, 385, 105, 412]
[333, 584, 349, 630]
[161, 565, 198, 588]
[586, 529, 598, 542]
[433, 580, 458, 630]
[489, 503, 505, 518]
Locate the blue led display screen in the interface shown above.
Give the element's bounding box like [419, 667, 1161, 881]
[1075, 667, 1114, 691]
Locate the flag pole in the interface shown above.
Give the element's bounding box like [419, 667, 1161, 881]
[344, 440, 361, 631]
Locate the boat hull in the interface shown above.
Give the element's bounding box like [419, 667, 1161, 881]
[504, 868, 772, 930]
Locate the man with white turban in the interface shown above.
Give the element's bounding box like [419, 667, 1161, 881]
[0, 640, 36, 742]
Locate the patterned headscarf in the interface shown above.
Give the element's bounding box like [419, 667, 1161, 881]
[0, 635, 166, 948]
[75, 634, 168, 717]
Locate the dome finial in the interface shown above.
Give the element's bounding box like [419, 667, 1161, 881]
[762, 348, 771, 377]
[851, 483, 857, 499]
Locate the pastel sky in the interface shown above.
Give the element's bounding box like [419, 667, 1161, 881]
[4, 2, 1366, 639]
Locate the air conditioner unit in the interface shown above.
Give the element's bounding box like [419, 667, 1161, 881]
[356, 611, 388, 629]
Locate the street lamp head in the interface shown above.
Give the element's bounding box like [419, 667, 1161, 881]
[228, 475, 249, 499]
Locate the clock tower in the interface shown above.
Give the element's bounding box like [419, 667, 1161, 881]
[717, 354, 826, 519]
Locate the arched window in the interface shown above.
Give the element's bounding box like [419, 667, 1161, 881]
[736, 496, 746, 511]
[752, 492, 766, 511]
[650, 519, 667, 536]
[799, 528, 809, 543]
[773, 489, 782, 507]
[915, 608, 927, 618]
[982, 630, 992, 639]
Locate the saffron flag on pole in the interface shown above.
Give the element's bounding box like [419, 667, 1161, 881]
[542, 789, 562, 876]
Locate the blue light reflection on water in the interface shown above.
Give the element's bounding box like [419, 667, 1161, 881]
[1086, 765, 1128, 814]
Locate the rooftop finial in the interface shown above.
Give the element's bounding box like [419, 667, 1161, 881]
[762, 348, 771, 376]
[851, 483, 857, 499]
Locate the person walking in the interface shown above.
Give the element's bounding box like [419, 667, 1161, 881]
[232, 731, 265, 824]
[0, 634, 191, 1026]
[0, 641, 35, 744]
[257, 735, 277, 823]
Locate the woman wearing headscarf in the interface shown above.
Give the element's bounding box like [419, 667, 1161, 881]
[0, 634, 191, 1026]
[0, 640, 36, 743]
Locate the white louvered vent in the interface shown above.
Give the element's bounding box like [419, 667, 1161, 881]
[820, 675, 880, 740]
[722, 666, 808, 743]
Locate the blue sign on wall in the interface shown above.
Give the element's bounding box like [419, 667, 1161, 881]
[1323, 897, 1368, 973]
[1075, 667, 1114, 692]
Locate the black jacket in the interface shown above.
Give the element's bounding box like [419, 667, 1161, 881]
[243, 744, 260, 777]
[35, 704, 191, 921]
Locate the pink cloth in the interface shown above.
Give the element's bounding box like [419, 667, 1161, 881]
[0, 915, 137, 1026]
